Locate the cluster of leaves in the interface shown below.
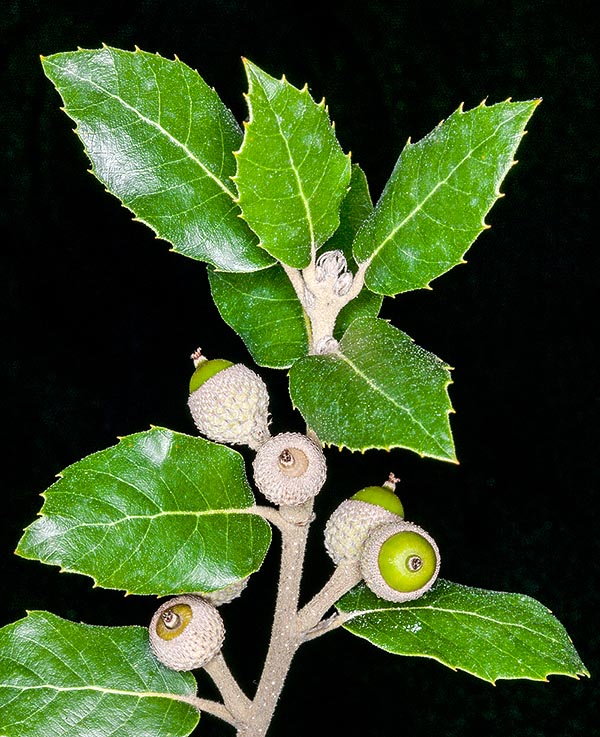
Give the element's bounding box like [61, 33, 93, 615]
[0, 47, 587, 737]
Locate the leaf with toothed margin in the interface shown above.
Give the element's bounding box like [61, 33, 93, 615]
[289, 317, 455, 460]
[207, 165, 382, 368]
[41, 46, 273, 272]
[234, 59, 352, 268]
[352, 99, 540, 295]
[16, 427, 272, 596]
[208, 264, 309, 369]
[337, 580, 589, 683]
[0, 611, 200, 737]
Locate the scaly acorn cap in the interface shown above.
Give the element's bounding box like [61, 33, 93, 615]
[324, 499, 402, 564]
[361, 520, 441, 603]
[201, 577, 250, 606]
[149, 595, 225, 671]
[252, 432, 327, 506]
[187, 351, 271, 450]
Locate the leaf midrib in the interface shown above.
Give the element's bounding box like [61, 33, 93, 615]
[250, 73, 315, 247]
[341, 604, 564, 645]
[44, 57, 237, 200]
[360, 106, 524, 265]
[338, 352, 450, 456]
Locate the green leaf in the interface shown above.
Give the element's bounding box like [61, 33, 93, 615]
[234, 59, 352, 268]
[352, 99, 540, 295]
[208, 265, 309, 369]
[42, 46, 272, 272]
[322, 164, 384, 335]
[0, 611, 199, 737]
[289, 317, 455, 460]
[17, 427, 271, 596]
[337, 580, 589, 683]
[207, 164, 381, 368]
[322, 163, 374, 256]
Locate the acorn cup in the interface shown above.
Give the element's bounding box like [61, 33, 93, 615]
[149, 595, 225, 671]
[187, 348, 271, 450]
[252, 432, 327, 506]
[324, 475, 405, 564]
[361, 520, 440, 603]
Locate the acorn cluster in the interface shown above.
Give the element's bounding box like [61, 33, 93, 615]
[187, 348, 327, 508]
[149, 352, 440, 673]
[325, 475, 440, 603]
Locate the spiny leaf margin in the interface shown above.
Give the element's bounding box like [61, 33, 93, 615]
[337, 579, 589, 683]
[16, 427, 272, 596]
[0, 610, 200, 737]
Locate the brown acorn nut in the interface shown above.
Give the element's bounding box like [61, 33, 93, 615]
[149, 595, 225, 671]
[361, 520, 441, 603]
[187, 350, 271, 450]
[252, 432, 327, 506]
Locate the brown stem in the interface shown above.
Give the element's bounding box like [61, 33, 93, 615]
[238, 500, 314, 737]
[296, 560, 361, 637]
[204, 652, 252, 723]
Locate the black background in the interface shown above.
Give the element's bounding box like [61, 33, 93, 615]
[1, 1, 598, 736]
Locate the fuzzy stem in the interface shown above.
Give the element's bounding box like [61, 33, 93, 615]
[296, 560, 361, 637]
[204, 652, 252, 723]
[238, 500, 314, 737]
[173, 693, 237, 726]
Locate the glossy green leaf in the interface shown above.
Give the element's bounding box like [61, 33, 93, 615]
[234, 59, 352, 267]
[207, 164, 381, 368]
[289, 317, 455, 460]
[0, 611, 199, 737]
[208, 265, 309, 369]
[322, 163, 374, 257]
[353, 99, 540, 295]
[42, 46, 272, 272]
[337, 580, 589, 683]
[17, 428, 271, 596]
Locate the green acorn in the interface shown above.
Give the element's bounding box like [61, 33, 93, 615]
[187, 348, 271, 450]
[324, 474, 405, 564]
[361, 520, 440, 603]
[149, 594, 225, 671]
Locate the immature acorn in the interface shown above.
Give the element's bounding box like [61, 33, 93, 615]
[324, 473, 405, 564]
[252, 432, 327, 506]
[187, 348, 271, 450]
[149, 594, 225, 671]
[361, 520, 440, 603]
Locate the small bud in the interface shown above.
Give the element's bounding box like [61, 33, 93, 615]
[334, 271, 353, 296]
[315, 250, 347, 281]
[202, 577, 250, 606]
[315, 336, 339, 354]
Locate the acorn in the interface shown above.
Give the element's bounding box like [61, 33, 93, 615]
[252, 432, 327, 506]
[149, 595, 225, 671]
[187, 348, 271, 450]
[361, 520, 440, 603]
[324, 474, 405, 564]
[202, 577, 250, 606]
